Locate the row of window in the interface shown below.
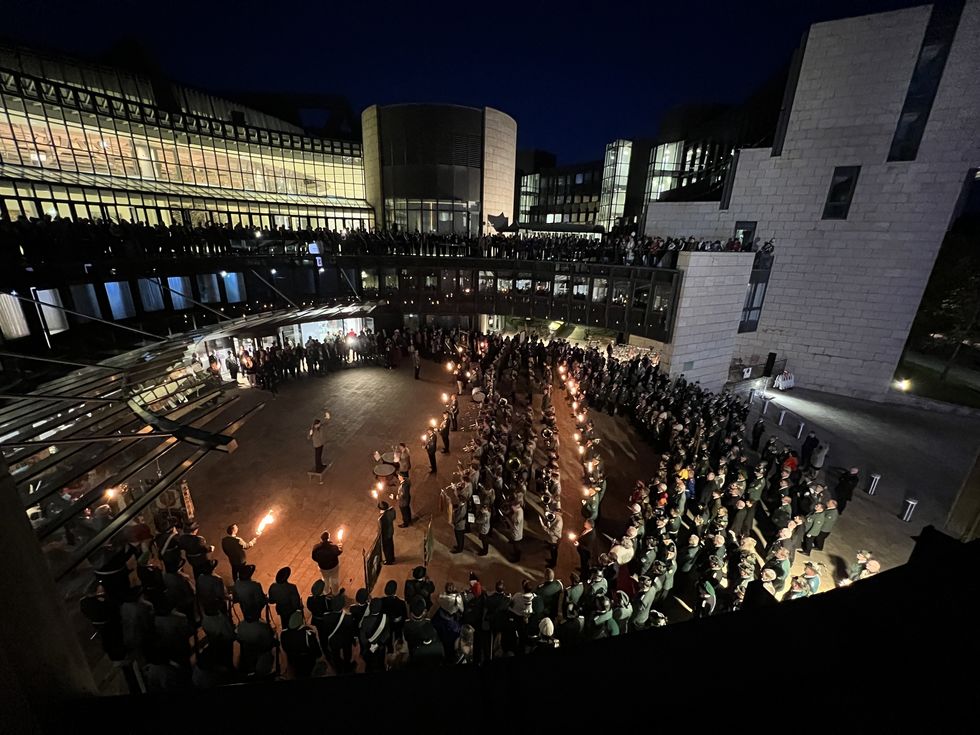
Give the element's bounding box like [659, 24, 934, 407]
[0, 94, 366, 199]
[358, 267, 671, 312]
[0, 182, 374, 232]
[0, 66, 358, 156]
[383, 198, 481, 237]
[0, 273, 248, 340]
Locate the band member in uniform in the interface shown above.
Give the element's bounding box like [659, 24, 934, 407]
[439, 411, 451, 454]
[423, 428, 438, 473]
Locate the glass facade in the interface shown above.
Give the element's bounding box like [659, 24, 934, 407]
[384, 198, 480, 236]
[521, 164, 601, 227]
[597, 139, 631, 231]
[0, 66, 373, 229]
[645, 141, 684, 202]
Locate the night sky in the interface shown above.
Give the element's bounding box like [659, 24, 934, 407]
[3, 0, 927, 163]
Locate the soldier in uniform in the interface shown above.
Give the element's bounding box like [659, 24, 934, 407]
[378, 501, 397, 565]
[220, 523, 255, 582]
[322, 593, 356, 674]
[281, 610, 322, 678]
[448, 394, 460, 431]
[232, 564, 267, 622]
[535, 568, 564, 621]
[358, 598, 390, 673]
[438, 411, 451, 453]
[801, 503, 825, 555]
[154, 520, 182, 571]
[396, 474, 413, 528]
[539, 510, 563, 568]
[177, 521, 214, 580]
[423, 428, 438, 473]
[475, 502, 491, 556]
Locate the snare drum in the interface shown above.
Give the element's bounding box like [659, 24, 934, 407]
[472, 391, 486, 404]
[381, 452, 397, 465]
[374, 463, 396, 479]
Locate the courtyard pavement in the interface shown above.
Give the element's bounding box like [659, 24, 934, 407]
[186, 358, 980, 645]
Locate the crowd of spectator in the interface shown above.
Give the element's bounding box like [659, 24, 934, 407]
[0, 212, 774, 270]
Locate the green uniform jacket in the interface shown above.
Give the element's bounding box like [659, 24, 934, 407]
[821, 508, 839, 535]
[804, 510, 825, 538]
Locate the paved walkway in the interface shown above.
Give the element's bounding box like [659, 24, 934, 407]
[188, 361, 980, 642]
[189, 358, 590, 623]
[746, 386, 980, 573]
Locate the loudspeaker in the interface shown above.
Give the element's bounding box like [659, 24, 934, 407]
[763, 352, 777, 377]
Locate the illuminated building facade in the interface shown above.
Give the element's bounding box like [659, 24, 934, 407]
[0, 45, 373, 230]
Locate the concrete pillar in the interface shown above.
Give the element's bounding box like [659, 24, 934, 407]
[0, 456, 96, 722]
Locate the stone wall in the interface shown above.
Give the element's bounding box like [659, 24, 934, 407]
[645, 3, 980, 401]
[360, 105, 382, 229]
[482, 108, 517, 234]
[666, 252, 756, 392]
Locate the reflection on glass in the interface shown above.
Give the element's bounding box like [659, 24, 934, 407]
[361, 270, 380, 290]
[592, 278, 608, 303]
[554, 275, 569, 298]
[497, 279, 513, 295]
[479, 271, 495, 292]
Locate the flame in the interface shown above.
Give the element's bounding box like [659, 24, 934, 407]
[430, 418, 437, 427]
[336, 527, 345, 541]
[573, 432, 580, 441]
[371, 489, 379, 499]
[577, 413, 585, 422]
[446, 362, 454, 371]
[420, 434, 427, 441]
[256, 510, 275, 536]
[105, 488, 117, 499]
[568, 532, 577, 542]
[442, 393, 449, 402]
[578, 445, 586, 455]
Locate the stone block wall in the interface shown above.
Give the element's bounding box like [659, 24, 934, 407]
[482, 108, 517, 233]
[667, 252, 756, 392]
[360, 105, 382, 229]
[644, 3, 980, 401]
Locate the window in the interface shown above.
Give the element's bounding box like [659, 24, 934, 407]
[496, 278, 513, 295]
[611, 280, 630, 306]
[592, 278, 608, 303]
[197, 273, 221, 303]
[822, 166, 860, 220]
[739, 281, 768, 333]
[887, 0, 965, 162]
[515, 276, 532, 293]
[0, 293, 29, 339]
[553, 275, 569, 298]
[478, 270, 495, 292]
[69, 284, 102, 321]
[167, 276, 192, 310]
[105, 281, 135, 319]
[138, 278, 165, 312]
[572, 277, 588, 300]
[360, 270, 379, 290]
[535, 278, 551, 296]
[224, 272, 246, 303]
